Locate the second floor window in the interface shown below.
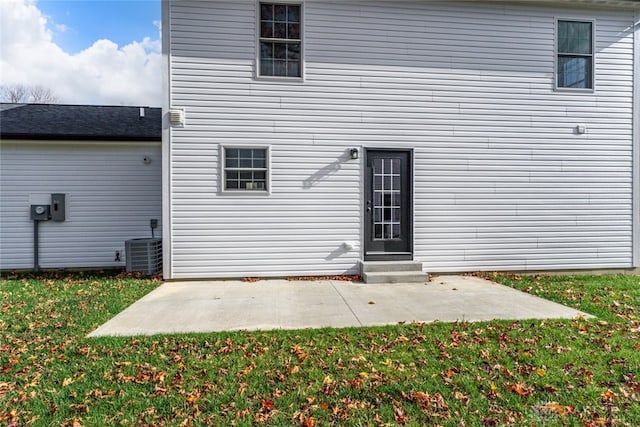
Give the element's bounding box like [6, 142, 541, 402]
[259, 3, 302, 78]
[557, 20, 594, 90]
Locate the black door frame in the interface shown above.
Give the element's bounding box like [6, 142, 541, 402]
[363, 148, 413, 261]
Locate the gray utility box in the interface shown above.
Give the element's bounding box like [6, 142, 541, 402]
[125, 238, 162, 275]
[30, 205, 50, 221]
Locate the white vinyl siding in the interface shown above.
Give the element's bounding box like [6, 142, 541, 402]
[166, 1, 635, 278]
[0, 141, 162, 270]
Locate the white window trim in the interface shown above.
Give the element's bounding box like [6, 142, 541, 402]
[255, 0, 305, 82]
[220, 145, 272, 195]
[554, 17, 596, 93]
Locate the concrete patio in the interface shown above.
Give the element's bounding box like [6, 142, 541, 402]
[88, 275, 590, 337]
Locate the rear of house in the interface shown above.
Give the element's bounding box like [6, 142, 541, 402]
[162, 0, 640, 279]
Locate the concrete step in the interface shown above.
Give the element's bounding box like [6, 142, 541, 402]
[362, 271, 428, 284]
[359, 260, 424, 273]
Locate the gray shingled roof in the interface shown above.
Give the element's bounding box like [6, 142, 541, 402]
[0, 103, 161, 141]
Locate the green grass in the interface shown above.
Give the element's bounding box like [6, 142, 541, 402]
[1, 271, 639, 426]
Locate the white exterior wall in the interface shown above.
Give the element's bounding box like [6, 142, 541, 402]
[165, 0, 636, 278]
[0, 141, 162, 270]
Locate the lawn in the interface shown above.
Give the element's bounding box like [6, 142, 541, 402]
[1, 272, 638, 426]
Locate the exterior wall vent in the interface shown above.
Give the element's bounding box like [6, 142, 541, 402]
[125, 238, 162, 275]
[168, 109, 185, 127]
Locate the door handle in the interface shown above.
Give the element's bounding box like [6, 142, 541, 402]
[366, 200, 372, 212]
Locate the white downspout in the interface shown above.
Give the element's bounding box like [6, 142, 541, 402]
[161, 0, 173, 279]
[633, 11, 640, 267]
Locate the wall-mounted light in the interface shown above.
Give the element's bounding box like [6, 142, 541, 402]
[575, 124, 587, 134]
[143, 156, 152, 164]
[350, 148, 359, 160]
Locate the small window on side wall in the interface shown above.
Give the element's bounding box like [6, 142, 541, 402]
[258, 2, 302, 78]
[556, 19, 594, 90]
[223, 147, 269, 192]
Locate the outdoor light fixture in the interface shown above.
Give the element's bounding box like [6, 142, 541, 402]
[350, 148, 359, 160]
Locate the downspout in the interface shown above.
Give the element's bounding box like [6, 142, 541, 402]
[161, 0, 173, 279]
[634, 11, 640, 268]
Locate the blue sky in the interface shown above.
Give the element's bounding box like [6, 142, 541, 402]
[1, 0, 162, 106]
[38, 0, 160, 54]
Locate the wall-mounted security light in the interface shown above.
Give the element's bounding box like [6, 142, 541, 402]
[143, 156, 152, 164]
[575, 124, 587, 134]
[350, 148, 359, 160]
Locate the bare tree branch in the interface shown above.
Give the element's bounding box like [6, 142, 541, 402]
[0, 84, 59, 103]
[28, 85, 59, 103]
[0, 84, 28, 103]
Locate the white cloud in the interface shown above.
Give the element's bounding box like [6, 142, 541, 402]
[0, 0, 162, 106]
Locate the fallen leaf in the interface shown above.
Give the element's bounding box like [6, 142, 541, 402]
[509, 382, 534, 397]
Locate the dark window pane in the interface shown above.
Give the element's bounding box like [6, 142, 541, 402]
[240, 159, 253, 168]
[392, 208, 400, 222]
[383, 224, 392, 239]
[288, 23, 300, 39]
[558, 56, 592, 88]
[254, 159, 266, 168]
[558, 21, 591, 54]
[384, 176, 391, 190]
[274, 43, 286, 59]
[287, 5, 300, 23]
[392, 176, 400, 190]
[260, 42, 273, 59]
[274, 60, 287, 76]
[374, 208, 382, 222]
[374, 224, 383, 239]
[239, 149, 253, 158]
[374, 192, 382, 205]
[260, 22, 273, 38]
[287, 43, 300, 60]
[226, 148, 239, 158]
[240, 171, 252, 180]
[384, 207, 391, 221]
[254, 171, 266, 180]
[260, 4, 273, 20]
[392, 224, 400, 238]
[260, 59, 273, 76]
[374, 176, 382, 189]
[558, 21, 569, 52]
[274, 4, 286, 21]
[226, 180, 239, 189]
[287, 62, 300, 77]
[254, 149, 266, 159]
[226, 157, 238, 168]
[274, 22, 286, 38]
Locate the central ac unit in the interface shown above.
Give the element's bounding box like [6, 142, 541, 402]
[125, 238, 162, 275]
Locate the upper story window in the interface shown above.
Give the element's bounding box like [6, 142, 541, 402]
[259, 3, 302, 78]
[556, 20, 594, 90]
